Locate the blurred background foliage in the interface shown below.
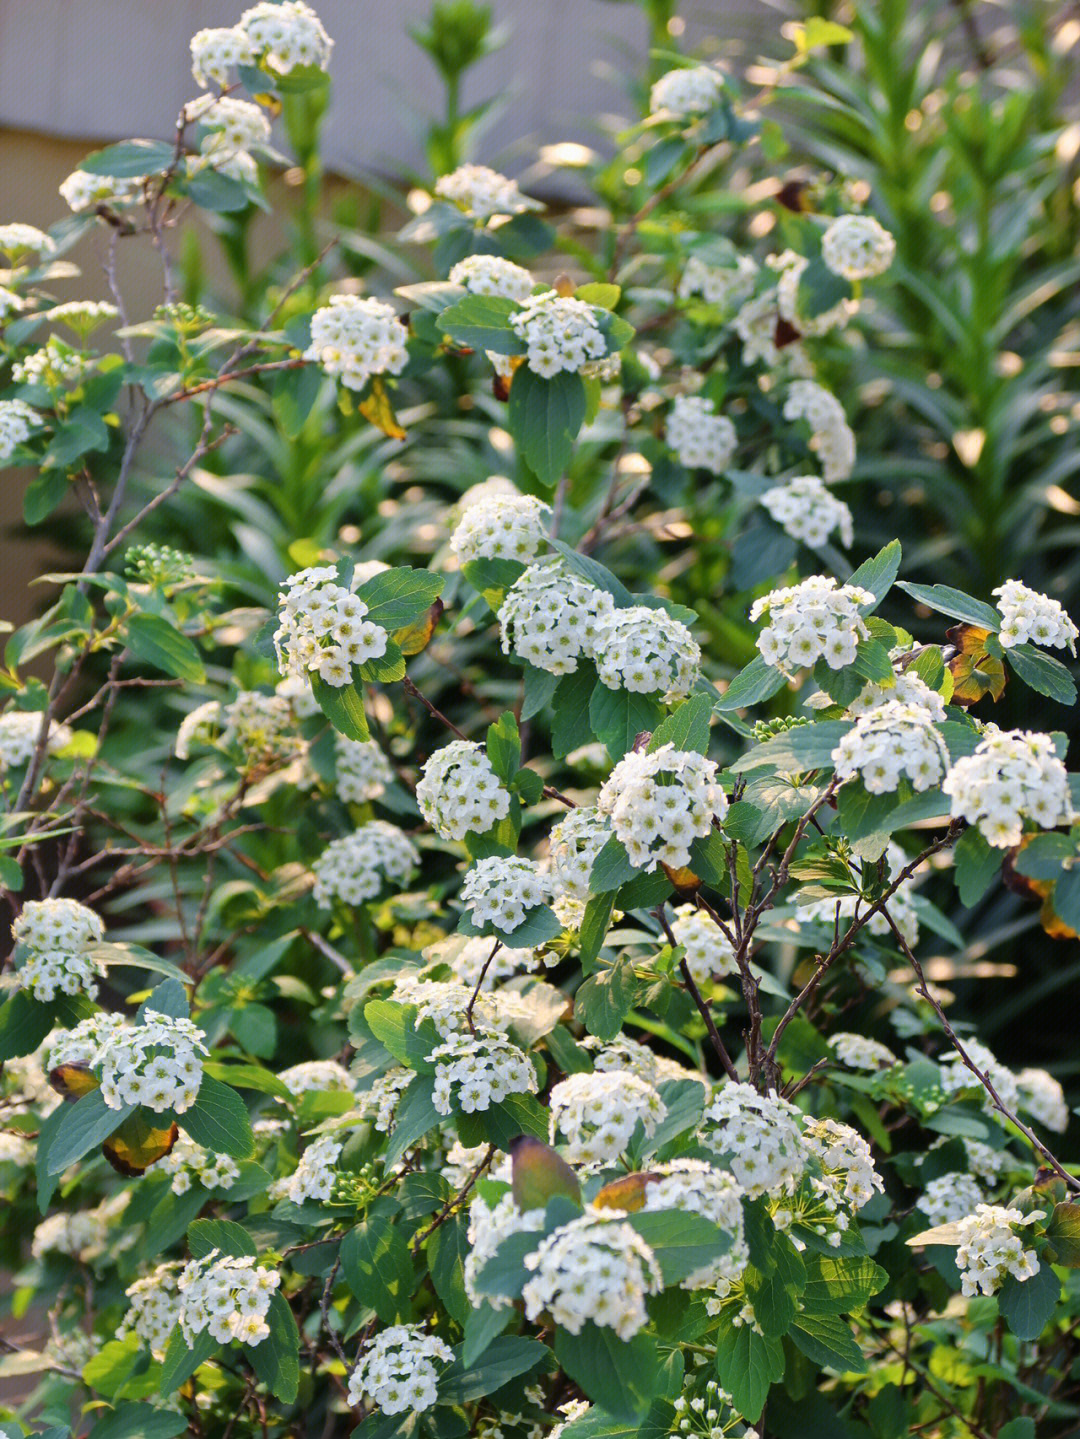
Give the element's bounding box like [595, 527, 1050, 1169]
[18, 0, 1080, 1122]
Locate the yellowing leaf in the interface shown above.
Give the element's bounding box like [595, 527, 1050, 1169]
[49, 1063, 101, 1100]
[946, 624, 1006, 705]
[359, 377, 406, 439]
[103, 1113, 179, 1175]
[393, 598, 444, 656]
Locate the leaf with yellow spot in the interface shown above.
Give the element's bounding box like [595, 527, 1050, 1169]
[359, 378, 406, 439]
[946, 624, 1006, 705]
[103, 1111, 179, 1176]
[393, 599, 444, 657]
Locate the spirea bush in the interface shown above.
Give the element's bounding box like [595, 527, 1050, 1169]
[1, 6, 1080, 1439]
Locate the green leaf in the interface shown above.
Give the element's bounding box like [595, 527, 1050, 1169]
[455, 1091, 549, 1150]
[87, 1407, 187, 1439]
[589, 683, 664, 759]
[579, 891, 616, 969]
[554, 1324, 665, 1425]
[490, 904, 563, 948]
[364, 1000, 439, 1071]
[159, 1326, 217, 1396]
[46, 1089, 132, 1174]
[589, 836, 638, 893]
[188, 1217, 258, 1258]
[577, 959, 636, 1042]
[202, 1060, 291, 1101]
[0, 854, 22, 892]
[310, 673, 370, 741]
[507, 368, 587, 490]
[486, 710, 521, 784]
[731, 721, 851, 774]
[626, 1211, 732, 1286]
[847, 540, 901, 605]
[648, 693, 713, 755]
[575, 283, 621, 309]
[384, 1076, 443, 1168]
[272, 363, 323, 438]
[896, 582, 1001, 631]
[462, 1303, 511, 1366]
[179, 1074, 255, 1159]
[1013, 833, 1076, 881]
[79, 139, 177, 176]
[997, 1262, 1060, 1340]
[788, 1312, 867, 1373]
[438, 294, 525, 354]
[714, 655, 789, 711]
[426, 1213, 471, 1324]
[998, 1423, 1036, 1439]
[355, 568, 445, 631]
[82, 1336, 140, 1399]
[797, 255, 853, 319]
[744, 1240, 806, 1338]
[953, 826, 1001, 907]
[247, 1291, 300, 1402]
[440, 1335, 550, 1403]
[520, 662, 560, 721]
[852, 639, 895, 685]
[800, 1254, 888, 1313]
[551, 665, 601, 758]
[126, 613, 205, 682]
[358, 637, 407, 683]
[462, 557, 526, 613]
[0, 989, 55, 1061]
[548, 542, 635, 607]
[1054, 866, 1080, 931]
[714, 1312, 784, 1421]
[342, 1212, 413, 1324]
[1006, 643, 1076, 704]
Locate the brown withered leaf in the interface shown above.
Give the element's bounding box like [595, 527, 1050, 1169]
[776, 180, 810, 213]
[774, 317, 802, 349]
[49, 1063, 100, 1101]
[593, 1172, 662, 1212]
[1003, 837, 1078, 939]
[103, 1111, 179, 1176]
[946, 624, 1006, 705]
[661, 862, 701, 895]
[359, 377, 406, 439]
[394, 598, 444, 657]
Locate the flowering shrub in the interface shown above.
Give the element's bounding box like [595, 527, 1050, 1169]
[2, 7, 1080, 1439]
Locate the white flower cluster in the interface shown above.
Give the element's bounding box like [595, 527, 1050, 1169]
[801, 1117, 884, 1211]
[498, 558, 614, 675]
[186, 94, 270, 178]
[460, 856, 554, 933]
[448, 254, 536, 303]
[12, 897, 105, 1002]
[430, 1028, 537, 1114]
[508, 292, 608, 379]
[279, 1059, 356, 1098]
[549, 1070, 667, 1165]
[751, 575, 873, 672]
[797, 853, 921, 949]
[13, 338, 94, 389]
[303, 296, 407, 391]
[670, 904, 737, 983]
[335, 735, 394, 803]
[31, 1206, 111, 1261]
[59, 169, 143, 213]
[846, 669, 946, 719]
[391, 977, 502, 1038]
[942, 727, 1072, 847]
[598, 744, 728, 873]
[917, 1172, 983, 1225]
[0, 224, 54, 255]
[593, 605, 702, 700]
[47, 300, 119, 333]
[450, 491, 549, 565]
[311, 823, 419, 907]
[821, 214, 896, 281]
[832, 700, 949, 794]
[522, 1215, 662, 1339]
[118, 1264, 183, 1356]
[587, 1035, 663, 1085]
[425, 933, 539, 989]
[0, 286, 21, 319]
[155, 1134, 239, 1195]
[699, 1082, 806, 1198]
[274, 564, 389, 688]
[273, 1135, 342, 1203]
[434, 164, 536, 220]
[465, 1192, 546, 1308]
[666, 395, 737, 474]
[774, 251, 855, 338]
[783, 381, 856, 482]
[178, 1250, 281, 1346]
[0, 1133, 34, 1167]
[417, 740, 511, 841]
[1017, 1067, 1069, 1133]
[356, 1067, 413, 1133]
[679, 254, 758, 310]
[348, 1325, 454, 1415]
[238, 2, 332, 75]
[177, 691, 303, 771]
[760, 475, 853, 549]
[190, 25, 256, 86]
[993, 580, 1078, 652]
[734, 290, 782, 368]
[548, 807, 614, 902]
[47, 1009, 207, 1114]
[954, 1204, 1042, 1297]
[649, 65, 725, 117]
[938, 1039, 1020, 1112]
[828, 1033, 897, 1070]
[643, 1159, 749, 1291]
[0, 399, 43, 461]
